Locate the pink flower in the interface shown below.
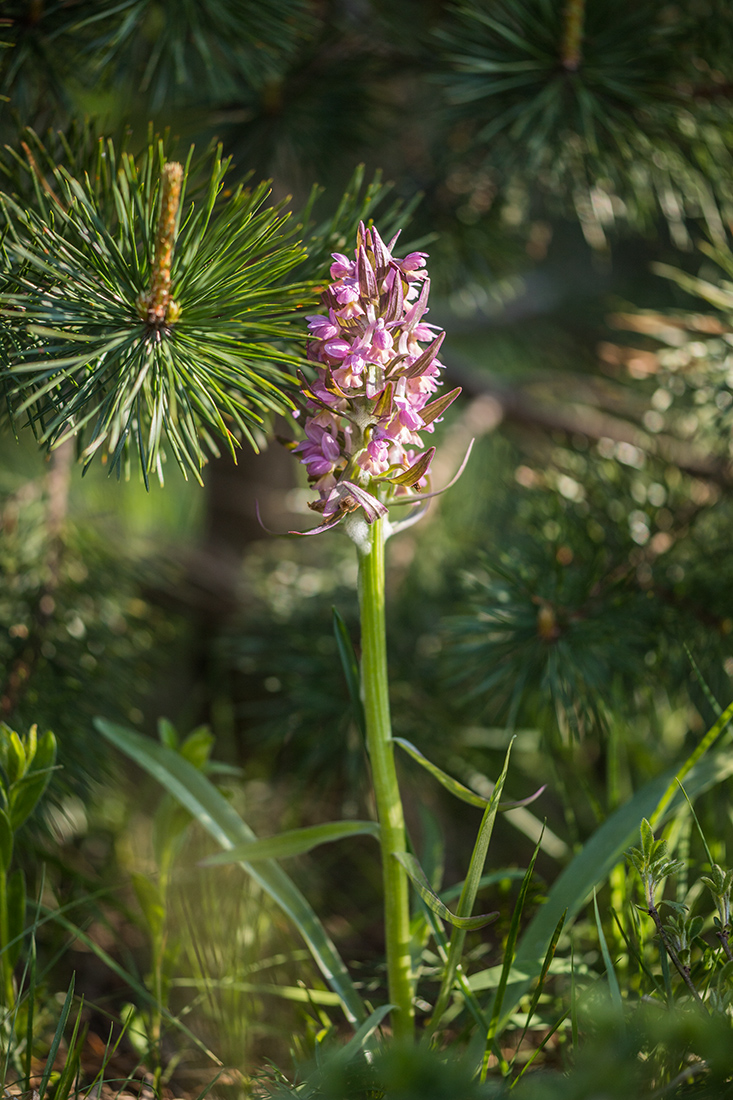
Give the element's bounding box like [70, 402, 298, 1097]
[289, 223, 461, 531]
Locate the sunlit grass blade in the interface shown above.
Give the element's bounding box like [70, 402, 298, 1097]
[171, 976, 344, 1006]
[200, 820, 380, 864]
[95, 718, 367, 1025]
[430, 741, 513, 1034]
[511, 909, 566, 1065]
[675, 781, 715, 868]
[38, 974, 75, 1100]
[332, 607, 366, 738]
[338, 1004, 393, 1062]
[392, 737, 487, 808]
[510, 1006, 570, 1089]
[593, 890, 623, 1013]
[52, 1002, 86, 1100]
[480, 830, 543, 1080]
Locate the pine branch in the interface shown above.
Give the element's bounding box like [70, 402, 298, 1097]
[0, 138, 312, 484]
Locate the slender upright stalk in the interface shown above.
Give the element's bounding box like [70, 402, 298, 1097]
[357, 516, 414, 1040]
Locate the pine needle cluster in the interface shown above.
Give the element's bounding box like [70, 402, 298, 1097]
[0, 137, 311, 484]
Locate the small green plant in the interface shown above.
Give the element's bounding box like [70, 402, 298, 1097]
[0, 722, 56, 1012]
[627, 817, 733, 1012]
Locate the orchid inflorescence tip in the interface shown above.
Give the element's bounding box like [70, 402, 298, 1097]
[287, 222, 463, 537]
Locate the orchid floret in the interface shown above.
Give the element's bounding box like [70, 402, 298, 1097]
[291, 224, 461, 531]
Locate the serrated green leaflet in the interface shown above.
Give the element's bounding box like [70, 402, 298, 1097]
[201, 820, 380, 864]
[95, 718, 367, 1025]
[394, 852, 498, 931]
[392, 737, 487, 808]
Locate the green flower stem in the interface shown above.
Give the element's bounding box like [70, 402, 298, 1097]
[357, 516, 414, 1040]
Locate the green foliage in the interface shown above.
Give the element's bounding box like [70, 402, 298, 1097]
[627, 817, 686, 905]
[0, 137, 310, 483]
[0, 467, 185, 790]
[0, 0, 315, 118]
[267, 1039, 498, 1100]
[438, 0, 733, 241]
[0, 721, 56, 834]
[95, 717, 369, 1026]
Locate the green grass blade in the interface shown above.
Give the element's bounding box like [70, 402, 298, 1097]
[593, 890, 623, 1013]
[430, 741, 513, 1034]
[95, 718, 367, 1025]
[392, 737, 487, 808]
[649, 696, 733, 827]
[684, 644, 723, 719]
[512, 909, 566, 1061]
[52, 1002, 86, 1100]
[200, 820, 380, 863]
[39, 974, 75, 1099]
[481, 831, 543, 1079]
[333, 607, 366, 738]
[510, 1006, 570, 1088]
[675, 781, 715, 867]
[338, 1004, 393, 1062]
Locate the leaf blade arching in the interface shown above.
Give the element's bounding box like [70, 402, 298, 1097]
[94, 718, 367, 1026]
[201, 820, 380, 864]
[394, 852, 498, 931]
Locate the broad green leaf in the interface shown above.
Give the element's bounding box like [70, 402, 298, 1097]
[0, 726, 25, 785]
[8, 730, 56, 830]
[180, 726, 215, 771]
[157, 718, 179, 750]
[394, 852, 498, 931]
[392, 737, 487, 808]
[333, 608, 366, 738]
[201, 820, 380, 864]
[95, 718, 367, 1026]
[29, 729, 56, 775]
[9, 766, 55, 831]
[490, 746, 733, 1033]
[0, 807, 13, 873]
